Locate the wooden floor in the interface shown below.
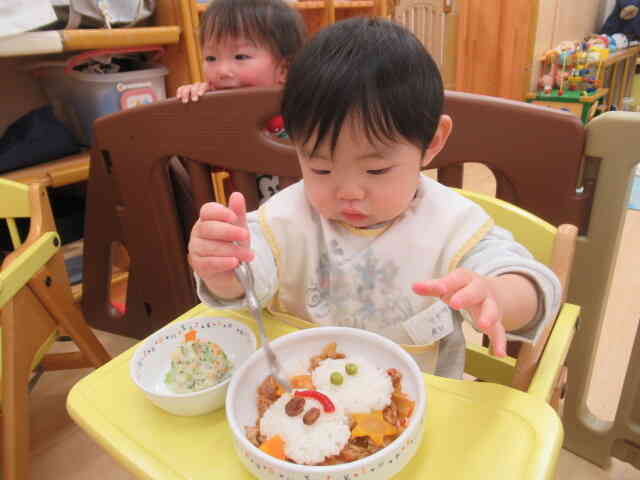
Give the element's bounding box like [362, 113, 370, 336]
[27, 164, 639, 479]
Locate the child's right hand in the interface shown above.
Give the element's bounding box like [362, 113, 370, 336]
[176, 82, 211, 103]
[188, 192, 254, 299]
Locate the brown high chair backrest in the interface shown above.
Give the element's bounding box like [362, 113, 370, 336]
[83, 88, 300, 338]
[435, 91, 587, 229]
[82, 88, 588, 339]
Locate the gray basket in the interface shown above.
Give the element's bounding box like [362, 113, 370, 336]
[35, 62, 168, 146]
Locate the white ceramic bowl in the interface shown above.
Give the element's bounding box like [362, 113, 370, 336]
[130, 316, 256, 416]
[226, 327, 427, 480]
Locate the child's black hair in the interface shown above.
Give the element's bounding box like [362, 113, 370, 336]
[282, 17, 444, 154]
[200, 0, 306, 63]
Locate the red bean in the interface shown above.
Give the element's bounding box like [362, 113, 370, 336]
[285, 396, 305, 416]
[303, 407, 321, 425]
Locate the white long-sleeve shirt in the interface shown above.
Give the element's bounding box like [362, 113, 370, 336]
[197, 176, 561, 378]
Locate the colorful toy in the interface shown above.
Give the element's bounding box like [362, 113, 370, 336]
[530, 38, 614, 123]
[538, 40, 606, 96]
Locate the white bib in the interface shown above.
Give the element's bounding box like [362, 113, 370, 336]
[257, 176, 493, 370]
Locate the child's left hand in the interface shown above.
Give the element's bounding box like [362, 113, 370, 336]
[412, 268, 507, 357]
[176, 82, 210, 103]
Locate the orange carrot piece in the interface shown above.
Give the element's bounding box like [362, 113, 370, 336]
[184, 330, 197, 342]
[259, 435, 286, 460]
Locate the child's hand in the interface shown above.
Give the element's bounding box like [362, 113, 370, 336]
[412, 268, 507, 357]
[188, 192, 254, 299]
[176, 82, 210, 103]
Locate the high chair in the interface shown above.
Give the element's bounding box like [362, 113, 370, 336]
[73, 87, 640, 472]
[0, 178, 111, 480]
[65, 189, 579, 480]
[65, 87, 585, 478]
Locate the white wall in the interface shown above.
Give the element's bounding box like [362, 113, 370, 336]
[551, 0, 604, 45]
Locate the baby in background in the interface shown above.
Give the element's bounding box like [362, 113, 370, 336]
[176, 0, 305, 204]
[188, 18, 561, 378]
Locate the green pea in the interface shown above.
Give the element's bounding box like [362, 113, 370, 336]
[345, 363, 358, 375]
[330, 371, 344, 385]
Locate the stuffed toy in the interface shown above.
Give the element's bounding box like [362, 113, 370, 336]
[601, 0, 640, 40]
[257, 175, 280, 202]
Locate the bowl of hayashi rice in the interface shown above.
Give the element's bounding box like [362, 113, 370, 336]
[226, 326, 427, 480]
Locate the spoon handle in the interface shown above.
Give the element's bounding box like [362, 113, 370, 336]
[234, 262, 291, 392]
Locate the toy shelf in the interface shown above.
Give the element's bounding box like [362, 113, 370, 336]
[602, 45, 640, 67]
[601, 45, 640, 110]
[0, 26, 181, 57]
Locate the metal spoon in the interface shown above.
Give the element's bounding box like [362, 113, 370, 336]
[234, 261, 291, 392]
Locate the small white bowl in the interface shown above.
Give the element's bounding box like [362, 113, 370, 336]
[130, 316, 256, 416]
[226, 326, 427, 480]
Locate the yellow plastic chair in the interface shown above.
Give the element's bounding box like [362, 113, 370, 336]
[456, 189, 579, 408]
[0, 178, 111, 480]
[67, 188, 579, 479]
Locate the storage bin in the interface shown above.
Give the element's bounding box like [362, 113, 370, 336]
[33, 49, 168, 146]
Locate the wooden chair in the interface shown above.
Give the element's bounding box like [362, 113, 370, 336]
[0, 178, 111, 480]
[0, 150, 90, 189]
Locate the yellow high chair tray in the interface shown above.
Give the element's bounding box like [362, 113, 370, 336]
[67, 305, 563, 480]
